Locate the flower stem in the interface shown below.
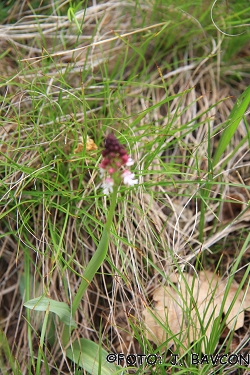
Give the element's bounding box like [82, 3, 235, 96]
[62, 184, 118, 346]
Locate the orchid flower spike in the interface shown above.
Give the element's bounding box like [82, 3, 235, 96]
[99, 134, 138, 194]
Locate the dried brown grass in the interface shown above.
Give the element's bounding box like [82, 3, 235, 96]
[0, 1, 250, 374]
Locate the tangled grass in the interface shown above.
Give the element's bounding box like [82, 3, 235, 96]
[0, 1, 250, 374]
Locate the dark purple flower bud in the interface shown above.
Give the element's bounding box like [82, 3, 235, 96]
[121, 154, 129, 163]
[119, 148, 127, 155]
[102, 149, 108, 157]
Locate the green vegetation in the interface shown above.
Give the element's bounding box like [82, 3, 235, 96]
[0, 0, 250, 374]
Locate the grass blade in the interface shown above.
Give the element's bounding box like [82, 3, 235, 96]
[213, 85, 250, 167]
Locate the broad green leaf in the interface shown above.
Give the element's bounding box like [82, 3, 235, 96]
[66, 338, 120, 375]
[24, 296, 77, 329]
[213, 85, 250, 167]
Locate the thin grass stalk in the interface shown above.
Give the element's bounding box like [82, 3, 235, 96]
[62, 184, 119, 346]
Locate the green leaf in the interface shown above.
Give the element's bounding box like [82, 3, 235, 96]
[66, 338, 120, 375]
[67, 7, 81, 33]
[0, 330, 22, 375]
[24, 296, 77, 329]
[212, 85, 250, 167]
